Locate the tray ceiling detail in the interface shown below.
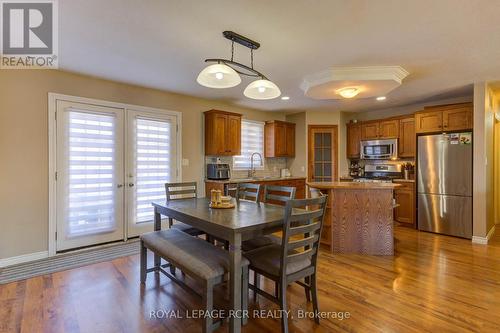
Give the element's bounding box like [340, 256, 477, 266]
[300, 66, 409, 100]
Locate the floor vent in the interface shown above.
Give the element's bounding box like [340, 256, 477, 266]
[0, 240, 140, 284]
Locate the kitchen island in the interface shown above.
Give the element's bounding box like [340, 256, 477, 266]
[308, 181, 400, 255]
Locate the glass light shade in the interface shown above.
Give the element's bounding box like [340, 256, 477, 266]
[196, 63, 241, 88]
[336, 87, 360, 98]
[243, 79, 281, 100]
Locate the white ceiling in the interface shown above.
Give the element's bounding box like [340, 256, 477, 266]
[59, 0, 500, 112]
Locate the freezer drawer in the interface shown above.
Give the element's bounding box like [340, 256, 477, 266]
[417, 193, 472, 239]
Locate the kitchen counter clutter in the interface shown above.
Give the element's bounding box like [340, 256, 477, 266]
[308, 181, 400, 255]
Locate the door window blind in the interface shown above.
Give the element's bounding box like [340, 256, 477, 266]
[67, 111, 116, 236]
[134, 118, 172, 223]
[233, 120, 265, 169]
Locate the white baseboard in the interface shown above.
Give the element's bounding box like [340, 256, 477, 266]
[472, 225, 496, 244]
[0, 251, 49, 268]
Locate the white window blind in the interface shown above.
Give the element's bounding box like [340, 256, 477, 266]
[67, 111, 116, 236]
[233, 120, 265, 169]
[134, 118, 172, 223]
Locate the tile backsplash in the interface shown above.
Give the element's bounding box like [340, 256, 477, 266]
[205, 156, 287, 179]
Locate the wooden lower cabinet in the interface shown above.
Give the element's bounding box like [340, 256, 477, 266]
[393, 181, 415, 227]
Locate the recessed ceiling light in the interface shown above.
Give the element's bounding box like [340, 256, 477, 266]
[376, 96, 387, 101]
[336, 87, 360, 99]
[281, 96, 290, 100]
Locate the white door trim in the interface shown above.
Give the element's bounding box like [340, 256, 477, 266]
[48, 93, 182, 256]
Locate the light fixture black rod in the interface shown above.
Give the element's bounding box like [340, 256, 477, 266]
[204, 58, 267, 80]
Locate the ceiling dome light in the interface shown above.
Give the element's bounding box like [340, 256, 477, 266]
[376, 96, 387, 101]
[197, 63, 241, 88]
[337, 87, 360, 99]
[244, 79, 281, 100]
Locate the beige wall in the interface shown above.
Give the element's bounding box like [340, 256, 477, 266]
[0, 70, 286, 259]
[472, 82, 495, 239]
[285, 112, 307, 177]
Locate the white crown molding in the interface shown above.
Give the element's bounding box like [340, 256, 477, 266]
[300, 66, 410, 93]
[0, 251, 49, 268]
[471, 225, 496, 244]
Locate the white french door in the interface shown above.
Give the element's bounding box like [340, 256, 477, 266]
[126, 110, 178, 236]
[54, 98, 180, 252]
[56, 101, 125, 251]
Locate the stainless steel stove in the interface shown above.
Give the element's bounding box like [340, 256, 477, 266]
[353, 164, 402, 183]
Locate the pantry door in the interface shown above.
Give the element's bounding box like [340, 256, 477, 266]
[56, 101, 125, 251]
[126, 110, 180, 237]
[308, 125, 338, 182]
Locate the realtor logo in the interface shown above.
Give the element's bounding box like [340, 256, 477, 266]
[1, 0, 58, 69]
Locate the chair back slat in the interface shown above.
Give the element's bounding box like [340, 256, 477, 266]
[287, 234, 319, 251]
[165, 182, 197, 201]
[288, 209, 324, 223]
[235, 183, 261, 203]
[264, 185, 296, 206]
[288, 221, 322, 236]
[279, 195, 327, 278]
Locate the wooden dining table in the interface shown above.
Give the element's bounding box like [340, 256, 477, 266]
[151, 197, 286, 333]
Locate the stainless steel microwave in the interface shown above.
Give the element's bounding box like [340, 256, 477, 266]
[360, 139, 398, 160]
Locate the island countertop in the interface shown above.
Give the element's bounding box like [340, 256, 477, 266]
[307, 181, 401, 190]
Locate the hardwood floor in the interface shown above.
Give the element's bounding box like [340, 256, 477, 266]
[1, 226, 500, 333]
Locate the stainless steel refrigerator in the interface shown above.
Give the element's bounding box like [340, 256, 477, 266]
[417, 133, 472, 239]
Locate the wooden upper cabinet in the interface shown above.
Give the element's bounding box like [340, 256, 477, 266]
[225, 115, 241, 155]
[346, 123, 361, 158]
[361, 119, 398, 140]
[285, 122, 295, 157]
[415, 110, 443, 133]
[361, 122, 379, 140]
[378, 119, 399, 139]
[399, 117, 415, 158]
[204, 110, 242, 156]
[442, 103, 473, 131]
[265, 120, 295, 157]
[415, 103, 472, 134]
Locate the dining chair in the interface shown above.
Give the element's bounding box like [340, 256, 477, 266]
[245, 195, 328, 333]
[263, 185, 296, 206]
[164, 182, 206, 237]
[243, 184, 296, 300]
[242, 185, 296, 253]
[235, 182, 261, 203]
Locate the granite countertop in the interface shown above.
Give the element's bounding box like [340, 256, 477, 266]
[307, 181, 401, 190]
[205, 176, 307, 183]
[392, 179, 415, 183]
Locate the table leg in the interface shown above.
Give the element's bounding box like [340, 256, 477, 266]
[229, 233, 242, 333]
[154, 208, 161, 270]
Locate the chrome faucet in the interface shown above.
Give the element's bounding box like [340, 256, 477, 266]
[248, 152, 263, 178]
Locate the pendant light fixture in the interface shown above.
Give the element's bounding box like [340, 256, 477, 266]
[197, 31, 281, 100]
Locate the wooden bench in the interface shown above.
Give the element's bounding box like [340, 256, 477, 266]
[140, 228, 249, 333]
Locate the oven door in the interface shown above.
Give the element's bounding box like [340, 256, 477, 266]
[360, 139, 398, 160]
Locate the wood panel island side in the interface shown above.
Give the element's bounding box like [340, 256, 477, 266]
[308, 182, 400, 255]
